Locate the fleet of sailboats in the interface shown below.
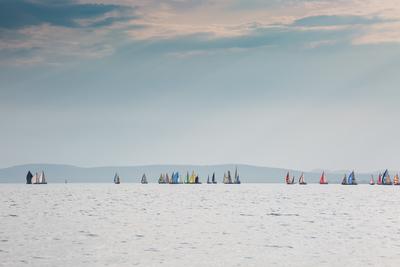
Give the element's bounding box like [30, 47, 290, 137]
[341, 171, 357, 185]
[23, 168, 400, 185]
[26, 171, 47, 184]
[222, 168, 241, 184]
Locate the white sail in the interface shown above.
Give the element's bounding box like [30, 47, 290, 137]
[114, 173, 120, 184]
[37, 171, 46, 184]
[32, 173, 37, 184]
[141, 174, 147, 184]
[41, 171, 46, 184]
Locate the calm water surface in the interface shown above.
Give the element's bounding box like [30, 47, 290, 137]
[1, 184, 400, 266]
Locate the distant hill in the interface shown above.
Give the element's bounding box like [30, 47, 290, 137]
[0, 164, 383, 184]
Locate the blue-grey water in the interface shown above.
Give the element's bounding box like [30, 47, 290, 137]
[1, 184, 400, 266]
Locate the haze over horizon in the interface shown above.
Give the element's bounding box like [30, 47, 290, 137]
[1, 0, 400, 172]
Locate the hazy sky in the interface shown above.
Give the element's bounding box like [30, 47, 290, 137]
[1, 0, 400, 171]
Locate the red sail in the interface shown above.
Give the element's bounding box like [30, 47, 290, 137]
[285, 172, 290, 184]
[377, 173, 382, 185]
[319, 172, 327, 184]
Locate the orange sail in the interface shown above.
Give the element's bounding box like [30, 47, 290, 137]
[394, 174, 400, 185]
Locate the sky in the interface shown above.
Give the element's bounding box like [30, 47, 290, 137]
[1, 0, 400, 172]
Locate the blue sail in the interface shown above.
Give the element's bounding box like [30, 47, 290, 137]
[348, 171, 353, 184]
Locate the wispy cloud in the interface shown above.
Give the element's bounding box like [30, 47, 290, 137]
[293, 15, 386, 27]
[1, 0, 400, 66]
[0, 0, 136, 29]
[0, 0, 137, 66]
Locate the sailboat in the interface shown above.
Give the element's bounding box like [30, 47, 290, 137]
[158, 173, 166, 184]
[369, 175, 375, 185]
[185, 172, 190, 184]
[298, 173, 307, 185]
[211, 172, 217, 184]
[189, 171, 196, 184]
[31, 172, 38, 184]
[32, 171, 47, 184]
[141, 173, 148, 184]
[342, 171, 357, 185]
[377, 173, 382, 185]
[227, 171, 233, 184]
[223, 172, 228, 184]
[382, 169, 392, 185]
[207, 175, 211, 184]
[394, 174, 400, 185]
[319, 172, 328, 184]
[341, 174, 347, 185]
[113, 173, 120, 184]
[285, 172, 295, 184]
[234, 167, 241, 184]
[195, 175, 201, 184]
[171, 172, 180, 184]
[223, 171, 233, 184]
[26, 171, 33, 184]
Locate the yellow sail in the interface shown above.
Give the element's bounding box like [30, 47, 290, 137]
[190, 171, 196, 184]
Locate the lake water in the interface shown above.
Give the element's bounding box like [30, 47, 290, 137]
[1, 184, 400, 266]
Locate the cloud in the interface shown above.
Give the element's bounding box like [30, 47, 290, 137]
[0, 0, 135, 29]
[127, 24, 353, 59]
[352, 22, 400, 45]
[1, 0, 400, 67]
[0, 0, 139, 66]
[293, 15, 386, 27]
